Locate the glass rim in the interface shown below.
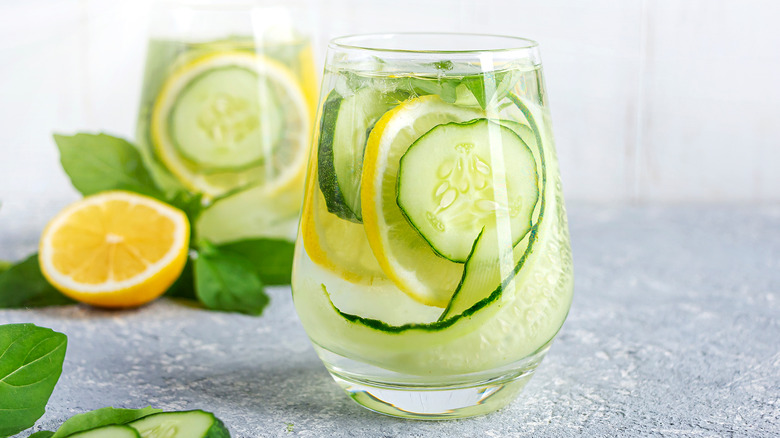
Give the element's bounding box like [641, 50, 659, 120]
[329, 32, 539, 54]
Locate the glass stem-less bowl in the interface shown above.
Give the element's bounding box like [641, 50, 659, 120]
[292, 33, 574, 419]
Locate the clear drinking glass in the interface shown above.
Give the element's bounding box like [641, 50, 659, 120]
[292, 33, 574, 419]
[136, 0, 317, 243]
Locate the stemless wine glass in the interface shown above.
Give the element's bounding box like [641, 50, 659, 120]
[292, 33, 573, 419]
[136, 0, 317, 243]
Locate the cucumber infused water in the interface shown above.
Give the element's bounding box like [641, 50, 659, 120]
[292, 34, 573, 419]
[136, 4, 317, 243]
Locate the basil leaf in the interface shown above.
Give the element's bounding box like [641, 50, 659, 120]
[54, 133, 163, 198]
[194, 241, 269, 315]
[218, 238, 295, 285]
[50, 407, 160, 438]
[0, 255, 75, 308]
[0, 324, 67, 437]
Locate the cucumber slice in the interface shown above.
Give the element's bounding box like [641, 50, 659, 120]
[127, 410, 230, 438]
[397, 119, 538, 263]
[318, 88, 405, 222]
[169, 66, 283, 171]
[67, 425, 140, 438]
[151, 51, 311, 198]
[438, 118, 541, 320]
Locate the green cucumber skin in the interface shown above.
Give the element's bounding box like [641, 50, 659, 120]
[127, 411, 231, 438]
[67, 425, 140, 438]
[317, 91, 362, 223]
[324, 93, 548, 331]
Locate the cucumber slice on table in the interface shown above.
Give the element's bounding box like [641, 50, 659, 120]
[397, 119, 538, 263]
[318, 88, 405, 222]
[67, 425, 140, 438]
[127, 410, 230, 438]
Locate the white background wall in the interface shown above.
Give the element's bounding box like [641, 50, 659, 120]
[1, 0, 778, 236]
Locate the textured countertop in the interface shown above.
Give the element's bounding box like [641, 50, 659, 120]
[2, 204, 779, 437]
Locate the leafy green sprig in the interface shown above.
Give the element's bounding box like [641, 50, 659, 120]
[339, 63, 523, 109]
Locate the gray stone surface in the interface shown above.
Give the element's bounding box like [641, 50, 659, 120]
[2, 204, 779, 437]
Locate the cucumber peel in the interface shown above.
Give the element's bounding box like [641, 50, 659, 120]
[317, 91, 359, 222]
[317, 89, 407, 222]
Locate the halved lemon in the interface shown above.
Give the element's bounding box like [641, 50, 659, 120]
[150, 50, 311, 199]
[361, 95, 485, 307]
[39, 191, 190, 308]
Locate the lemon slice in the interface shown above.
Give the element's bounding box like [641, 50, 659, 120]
[151, 51, 311, 199]
[300, 156, 386, 284]
[39, 191, 190, 308]
[361, 95, 485, 307]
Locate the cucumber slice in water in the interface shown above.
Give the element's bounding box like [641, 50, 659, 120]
[128, 410, 230, 438]
[151, 51, 310, 198]
[169, 66, 283, 172]
[438, 118, 541, 320]
[397, 119, 538, 263]
[68, 425, 140, 438]
[318, 88, 405, 222]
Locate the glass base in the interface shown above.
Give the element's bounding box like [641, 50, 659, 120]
[330, 369, 536, 420]
[318, 344, 550, 420]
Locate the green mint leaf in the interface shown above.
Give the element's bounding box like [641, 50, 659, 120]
[462, 70, 521, 111]
[28, 432, 54, 438]
[0, 260, 11, 275]
[344, 71, 369, 92]
[0, 324, 67, 437]
[54, 133, 163, 198]
[492, 70, 521, 105]
[462, 74, 489, 110]
[50, 406, 161, 438]
[0, 255, 75, 308]
[440, 80, 459, 103]
[432, 60, 454, 71]
[194, 241, 269, 315]
[409, 77, 442, 96]
[218, 238, 295, 286]
[166, 191, 204, 244]
[165, 256, 196, 301]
